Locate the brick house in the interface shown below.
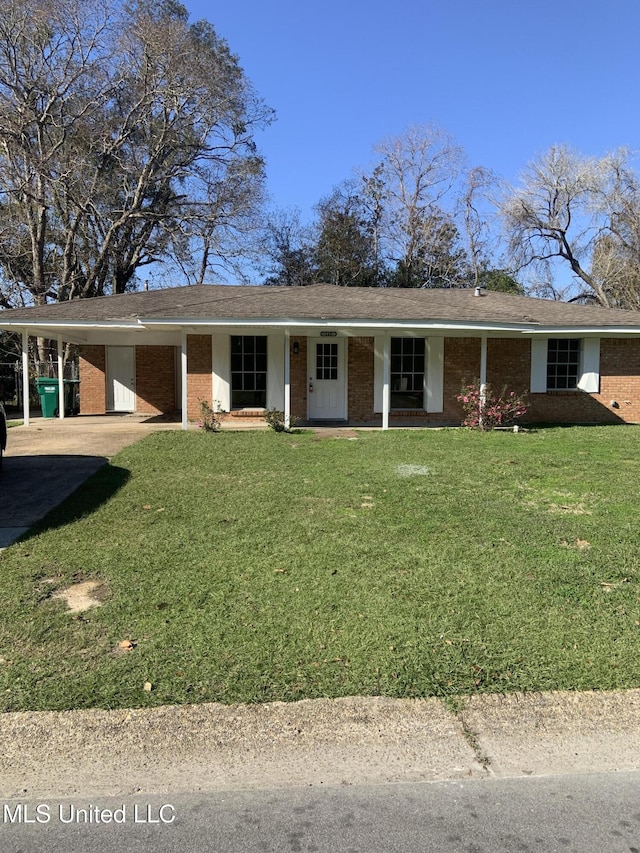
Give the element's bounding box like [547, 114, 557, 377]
[2, 283, 640, 428]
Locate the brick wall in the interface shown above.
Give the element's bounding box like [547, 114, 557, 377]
[348, 337, 375, 422]
[136, 346, 176, 415]
[78, 345, 106, 414]
[186, 335, 212, 421]
[598, 339, 640, 422]
[438, 337, 482, 423]
[525, 339, 640, 424]
[471, 337, 640, 425]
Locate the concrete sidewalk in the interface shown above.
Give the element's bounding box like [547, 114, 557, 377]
[0, 690, 638, 799]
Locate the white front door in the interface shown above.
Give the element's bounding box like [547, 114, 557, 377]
[307, 338, 347, 420]
[107, 346, 135, 412]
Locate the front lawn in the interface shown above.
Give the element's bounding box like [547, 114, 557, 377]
[1, 426, 639, 711]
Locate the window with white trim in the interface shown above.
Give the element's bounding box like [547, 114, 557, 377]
[547, 339, 581, 390]
[390, 337, 425, 409]
[230, 335, 267, 408]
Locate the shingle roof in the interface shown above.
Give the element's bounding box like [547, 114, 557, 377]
[2, 283, 640, 329]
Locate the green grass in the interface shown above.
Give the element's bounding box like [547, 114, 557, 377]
[1, 426, 639, 711]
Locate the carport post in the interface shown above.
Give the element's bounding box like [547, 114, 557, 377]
[382, 332, 390, 430]
[181, 331, 188, 431]
[284, 329, 291, 430]
[21, 330, 30, 426]
[57, 336, 65, 419]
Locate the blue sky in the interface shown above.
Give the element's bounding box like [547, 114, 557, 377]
[188, 0, 639, 223]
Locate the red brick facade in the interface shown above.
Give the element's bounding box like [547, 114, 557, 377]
[78, 334, 640, 425]
[78, 345, 107, 415]
[135, 346, 176, 415]
[348, 337, 375, 422]
[186, 335, 212, 421]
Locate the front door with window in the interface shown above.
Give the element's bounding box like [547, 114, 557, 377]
[107, 346, 135, 412]
[307, 338, 346, 420]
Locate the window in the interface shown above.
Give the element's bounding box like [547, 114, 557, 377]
[390, 338, 425, 409]
[547, 339, 580, 390]
[316, 343, 338, 380]
[230, 336, 267, 408]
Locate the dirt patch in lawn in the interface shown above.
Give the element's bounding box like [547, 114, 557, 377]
[51, 580, 106, 613]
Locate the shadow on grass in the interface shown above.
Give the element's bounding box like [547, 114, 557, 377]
[8, 461, 130, 541]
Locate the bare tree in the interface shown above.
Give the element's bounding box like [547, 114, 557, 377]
[501, 145, 640, 308]
[0, 0, 273, 323]
[372, 124, 466, 287]
[459, 166, 497, 287]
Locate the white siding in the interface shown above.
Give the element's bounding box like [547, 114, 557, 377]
[426, 337, 444, 413]
[373, 335, 384, 413]
[267, 334, 285, 410]
[578, 337, 600, 393]
[530, 339, 548, 392]
[211, 334, 230, 411]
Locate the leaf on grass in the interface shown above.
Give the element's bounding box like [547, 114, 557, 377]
[274, 568, 288, 574]
[142, 505, 152, 510]
[118, 639, 135, 651]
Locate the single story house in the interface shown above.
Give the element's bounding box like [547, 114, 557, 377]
[2, 283, 640, 428]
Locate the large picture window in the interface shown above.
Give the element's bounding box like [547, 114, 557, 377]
[547, 339, 580, 390]
[231, 336, 267, 408]
[390, 337, 425, 409]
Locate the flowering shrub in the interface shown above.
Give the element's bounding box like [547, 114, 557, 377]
[457, 382, 528, 430]
[198, 399, 225, 432]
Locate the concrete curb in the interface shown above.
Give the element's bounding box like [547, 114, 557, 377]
[1, 690, 639, 799]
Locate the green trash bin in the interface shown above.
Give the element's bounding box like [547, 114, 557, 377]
[36, 377, 59, 418]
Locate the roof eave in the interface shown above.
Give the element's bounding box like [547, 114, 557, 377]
[138, 316, 542, 333]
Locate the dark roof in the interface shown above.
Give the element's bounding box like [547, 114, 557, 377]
[2, 283, 640, 328]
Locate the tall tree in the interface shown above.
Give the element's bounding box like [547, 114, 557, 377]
[372, 124, 466, 287]
[500, 145, 640, 308]
[0, 0, 273, 315]
[314, 182, 379, 286]
[259, 209, 317, 286]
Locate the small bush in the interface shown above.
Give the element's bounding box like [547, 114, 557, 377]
[457, 381, 528, 430]
[198, 399, 225, 432]
[264, 408, 299, 433]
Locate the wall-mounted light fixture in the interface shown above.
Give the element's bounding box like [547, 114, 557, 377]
[293, 341, 300, 355]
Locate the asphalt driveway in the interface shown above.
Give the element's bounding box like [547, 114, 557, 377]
[0, 415, 179, 549]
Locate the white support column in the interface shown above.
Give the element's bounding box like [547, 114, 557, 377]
[382, 333, 390, 430]
[479, 335, 488, 427]
[284, 330, 291, 430]
[479, 335, 488, 390]
[181, 331, 188, 431]
[22, 330, 30, 426]
[57, 335, 65, 419]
